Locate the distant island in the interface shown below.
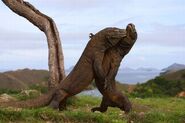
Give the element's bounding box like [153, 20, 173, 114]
[0, 63, 184, 90]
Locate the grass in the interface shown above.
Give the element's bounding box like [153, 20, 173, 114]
[1, 84, 48, 101]
[129, 97, 185, 123]
[0, 94, 185, 123]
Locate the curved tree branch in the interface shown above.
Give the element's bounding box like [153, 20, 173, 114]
[2, 0, 66, 89]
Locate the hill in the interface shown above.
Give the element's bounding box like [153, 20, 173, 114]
[0, 68, 49, 90]
[116, 82, 136, 93]
[131, 69, 185, 97]
[0, 68, 98, 91]
[66, 66, 161, 84]
[161, 69, 185, 81]
[161, 63, 185, 75]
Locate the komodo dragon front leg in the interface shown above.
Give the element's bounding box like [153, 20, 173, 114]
[93, 52, 106, 81]
[104, 58, 121, 89]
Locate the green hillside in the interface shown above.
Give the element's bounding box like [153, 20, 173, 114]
[131, 69, 185, 98]
[0, 69, 49, 90]
[161, 69, 185, 81]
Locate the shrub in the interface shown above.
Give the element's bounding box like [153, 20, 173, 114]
[131, 77, 185, 98]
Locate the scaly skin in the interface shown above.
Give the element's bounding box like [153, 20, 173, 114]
[0, 26, 127, 109]
[91, 24, 137, 113]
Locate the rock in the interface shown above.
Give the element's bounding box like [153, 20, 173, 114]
[0, 93, 17, 103]
[139, 112, 145, 118]
[20, 89, 41, 96]
[40, 114, 50, 120]
[176, 91, 185, 97]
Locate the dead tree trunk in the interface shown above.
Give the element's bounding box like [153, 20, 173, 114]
[2, 0, 66, 89]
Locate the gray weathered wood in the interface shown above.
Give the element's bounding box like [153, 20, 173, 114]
[2, 0, 66, 89]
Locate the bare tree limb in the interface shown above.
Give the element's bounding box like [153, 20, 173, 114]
[2, 0, 66, 89]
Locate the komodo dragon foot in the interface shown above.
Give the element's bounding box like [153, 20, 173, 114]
[91, 94, 132, 113]
[48, 89, 68, 109]
[91, 107, 108, 113]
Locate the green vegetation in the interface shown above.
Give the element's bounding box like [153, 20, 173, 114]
[12, 91, 41, 101]
[0, 94, 185, 123]
[130, 97, 185, 123]
[0, 88, 20, 95]
[0, 69, 185, 122]
[0, 84, 47, 94]
[0, 84, 48, 101]
[29, 84, 48, 94]
[131, 77, 185, 98]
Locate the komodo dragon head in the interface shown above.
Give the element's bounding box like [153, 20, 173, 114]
[126, 23, 137, 40]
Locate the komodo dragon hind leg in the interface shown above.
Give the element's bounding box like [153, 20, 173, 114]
[48, 89, 68, 109]
[58, 98, 67, 111]
[119, 94, 132, 113]
[91, 97, 109, 113]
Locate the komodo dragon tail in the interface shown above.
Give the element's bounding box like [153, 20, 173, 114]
[0, 89, 55, 108]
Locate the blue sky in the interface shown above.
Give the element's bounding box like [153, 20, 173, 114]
[0, 0, 185, 70]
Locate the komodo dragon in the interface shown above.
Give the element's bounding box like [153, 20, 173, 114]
[0, 26, 128, 110]
[91, 23, 137, 113]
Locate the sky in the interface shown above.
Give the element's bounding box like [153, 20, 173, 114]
[0, 0, 185, 71]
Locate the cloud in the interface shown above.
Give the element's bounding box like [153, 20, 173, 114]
[138, 24, 185, 47]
